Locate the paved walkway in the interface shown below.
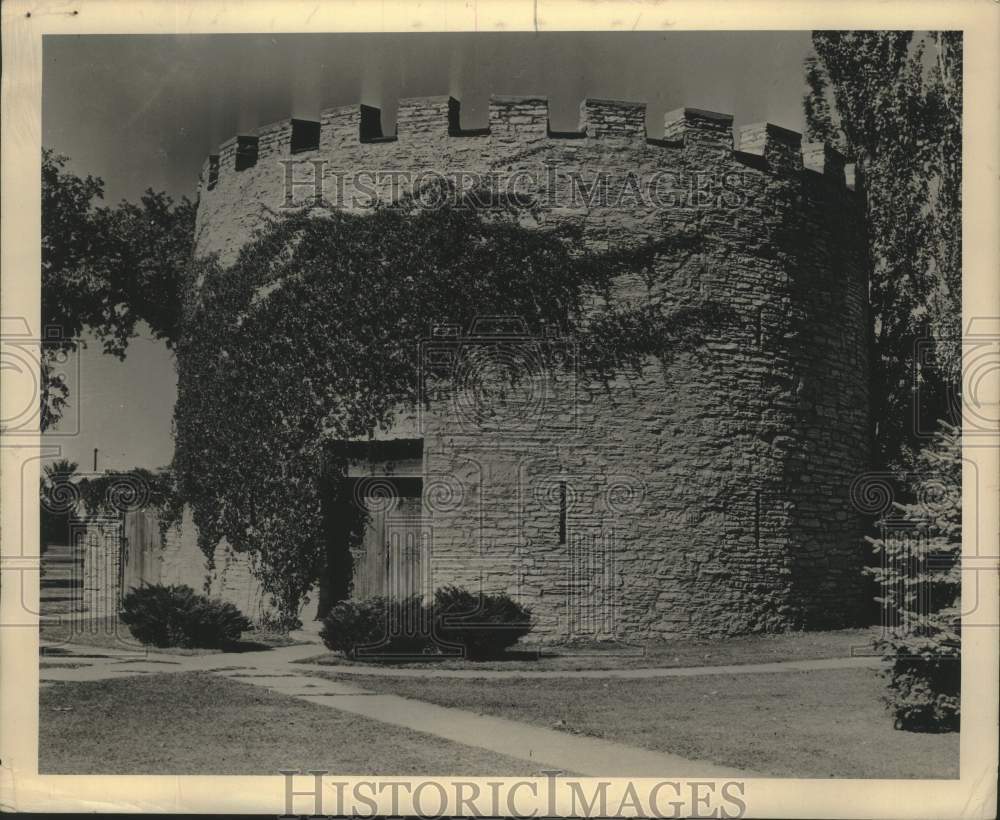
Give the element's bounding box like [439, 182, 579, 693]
[41, 639, 881, 682]
[39, 639, 877, 777]
[214, 668, 754, 778]
[38, 641, 322, 683]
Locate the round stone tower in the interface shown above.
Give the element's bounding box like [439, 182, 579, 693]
[192, 94, 871, 640]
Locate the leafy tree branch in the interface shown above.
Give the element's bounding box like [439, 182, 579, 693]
[41, 149, 195, 430]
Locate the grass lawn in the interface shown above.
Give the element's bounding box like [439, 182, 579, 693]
[40, 671, 540, 775]
[296, 628, 879, 671]
[40, 616, 302, 656]
[304, 666, 959, 779]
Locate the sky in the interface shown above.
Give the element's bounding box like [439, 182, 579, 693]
[41, 31, 815, 471]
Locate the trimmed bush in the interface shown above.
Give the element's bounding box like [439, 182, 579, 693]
[320, 595, 430, 658]
[320, 586, 533, 660]
[120, 584, 252, 649]
[433, 586, 533, 660]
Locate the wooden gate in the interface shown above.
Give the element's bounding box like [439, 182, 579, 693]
[351, 480, 429, 600]
[122, 509, 162, 594]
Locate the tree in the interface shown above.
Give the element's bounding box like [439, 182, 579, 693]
[866, 421, 961, 731]
[806, 32, 964, 733]
[40, 149, 195, 430]
[40, 459, 80, 547]
[42, 458, 79, 484]
[803, 32, 962, 472]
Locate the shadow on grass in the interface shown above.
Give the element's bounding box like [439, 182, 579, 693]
[351, 651, 534, 665]
[298, 630, 881, 671]
[41, 622, 302, 656]
[217, 639, 289, 653]
[316, 642, 646, 667]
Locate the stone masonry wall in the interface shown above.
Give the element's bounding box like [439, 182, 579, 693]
[191, 94, 870, 641]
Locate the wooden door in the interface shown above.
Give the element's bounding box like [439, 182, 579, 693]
[352, 480, 425, 600]
[385, 495, 425, 599]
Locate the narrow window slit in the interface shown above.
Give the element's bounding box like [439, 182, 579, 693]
[559, 480, 568, 545]
[754, 489, 761, 551]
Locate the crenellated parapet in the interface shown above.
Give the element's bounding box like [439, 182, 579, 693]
[198, 95, 854, 196]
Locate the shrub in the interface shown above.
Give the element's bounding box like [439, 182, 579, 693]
[119, 584, 253, 649]
[432, 585, 533, 660]
[866, 421, 961, 731]
[880, 638, 960, 732]
[320, 586, 534, 660]
[320, 595, 430, 658]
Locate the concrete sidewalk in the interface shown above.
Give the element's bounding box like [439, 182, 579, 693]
[215, 668, 754, 778]
[39, 640, 322, 683]
[40, 638, 881, 682]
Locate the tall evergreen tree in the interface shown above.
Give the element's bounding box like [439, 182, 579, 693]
[807, 31, 964, 733]
[804, 31, 962, 472]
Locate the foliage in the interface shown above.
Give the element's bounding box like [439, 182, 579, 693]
[866, 421, 961, 731]
[40, 462, 182, 545]
[432, 585, 533, 659]
[803, 32, 962, 470]
[174, 204, 732, 621]
[40, 149, 195, 430]
[42, 458, 79, 483]
[75, 467, 183, 528]
[253, 608, 299, 635]
[40, 459, 82, 546]
[319, 595, 430, 658]
[806, 32, 963, 731]
[119, 584, 252, 649]
[319, 587, 533, 660]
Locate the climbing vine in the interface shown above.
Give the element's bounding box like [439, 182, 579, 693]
[41, 465, 183, 552]
[75, 467, 182, 525]
[173, 203, 734, 626]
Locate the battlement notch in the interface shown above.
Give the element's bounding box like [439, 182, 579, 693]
[199, 94, 857, 195]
